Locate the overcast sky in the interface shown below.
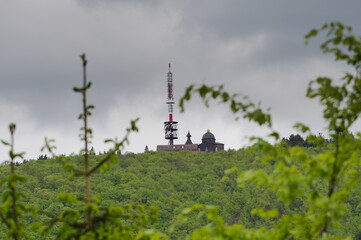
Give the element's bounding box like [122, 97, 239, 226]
[1, 0, 361, 161]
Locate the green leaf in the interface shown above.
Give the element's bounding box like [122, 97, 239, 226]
[86, 81, 92, 89]
[198, 85, 210, 99]
[58, 192, 78, 203]
[224, 167, 238, 174]
[221, 92, 229, 102]
[269, 131, 280, 140]
[251, 208, 279, 218]
[73, 87, 83, 92]
[211, 90, 220, 99]
[293, 123, 310, 133]
[305, 29, 318, 39]
[184, 85, 194, 100]
[130, 118, 139, 131]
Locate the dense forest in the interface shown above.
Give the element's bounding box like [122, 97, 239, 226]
[1, 22, 360, 239]
[0, 150, 267, 239]
[0, 148, 361, 239]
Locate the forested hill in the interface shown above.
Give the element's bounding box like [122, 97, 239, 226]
[0, 149, 360, 238]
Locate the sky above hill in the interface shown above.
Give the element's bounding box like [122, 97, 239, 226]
[1, 0, 361, 160]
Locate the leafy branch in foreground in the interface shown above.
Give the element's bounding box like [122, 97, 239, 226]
[179, 84, 279, 140]
[174, 22, 361, 239]
[40, 54, 164, 239]
[180, 84, 272, 127]
[305, 22, 361, 133]
[0, 124, 27, 239]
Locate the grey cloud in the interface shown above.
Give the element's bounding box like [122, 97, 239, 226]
[75, 0, 164, 9]
[0, 0, 361, 160]
[181, 1, 361, 38]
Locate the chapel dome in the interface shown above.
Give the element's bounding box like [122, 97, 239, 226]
[202, 130, 215, 140]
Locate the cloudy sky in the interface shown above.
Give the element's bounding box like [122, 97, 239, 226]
[1, 0, 361, 161]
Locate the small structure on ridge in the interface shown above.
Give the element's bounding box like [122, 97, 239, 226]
[156, 64, 224, 152]
[157, 130, 224, 152]
[198, 130, 224, 152]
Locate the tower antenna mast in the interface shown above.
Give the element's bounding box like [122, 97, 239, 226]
[164, 63, 178, 145]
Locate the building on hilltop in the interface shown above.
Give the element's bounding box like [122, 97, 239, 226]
[156, 130, 224, 152]
[198, 130, 224, 152]
[185, 131, 193, 144]
[157, 131, 198, 152]
[156, 64, 224, 152]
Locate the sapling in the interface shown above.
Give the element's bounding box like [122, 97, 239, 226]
[41, 54, 163, 239]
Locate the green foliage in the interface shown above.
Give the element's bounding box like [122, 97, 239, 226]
[38, 54, 160, 239]
[2, 145, 361, 238]
[179, 85, 273, 130]
[0, 124, 29, 239]
[0, 148, 281, 239]
[177, 22, 361, 239]
[0, 54, 162, 239]
[1, 21, 361, 240]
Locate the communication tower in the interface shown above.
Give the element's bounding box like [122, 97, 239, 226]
[164, 63, 178, 145]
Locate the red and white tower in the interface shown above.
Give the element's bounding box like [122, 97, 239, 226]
[164, 63, 178, 145]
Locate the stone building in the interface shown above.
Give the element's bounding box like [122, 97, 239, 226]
[156, 130, 224, 152]
[198, 130, 224, 152]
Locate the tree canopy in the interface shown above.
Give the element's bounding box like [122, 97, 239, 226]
[1, 22, 361, 239]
